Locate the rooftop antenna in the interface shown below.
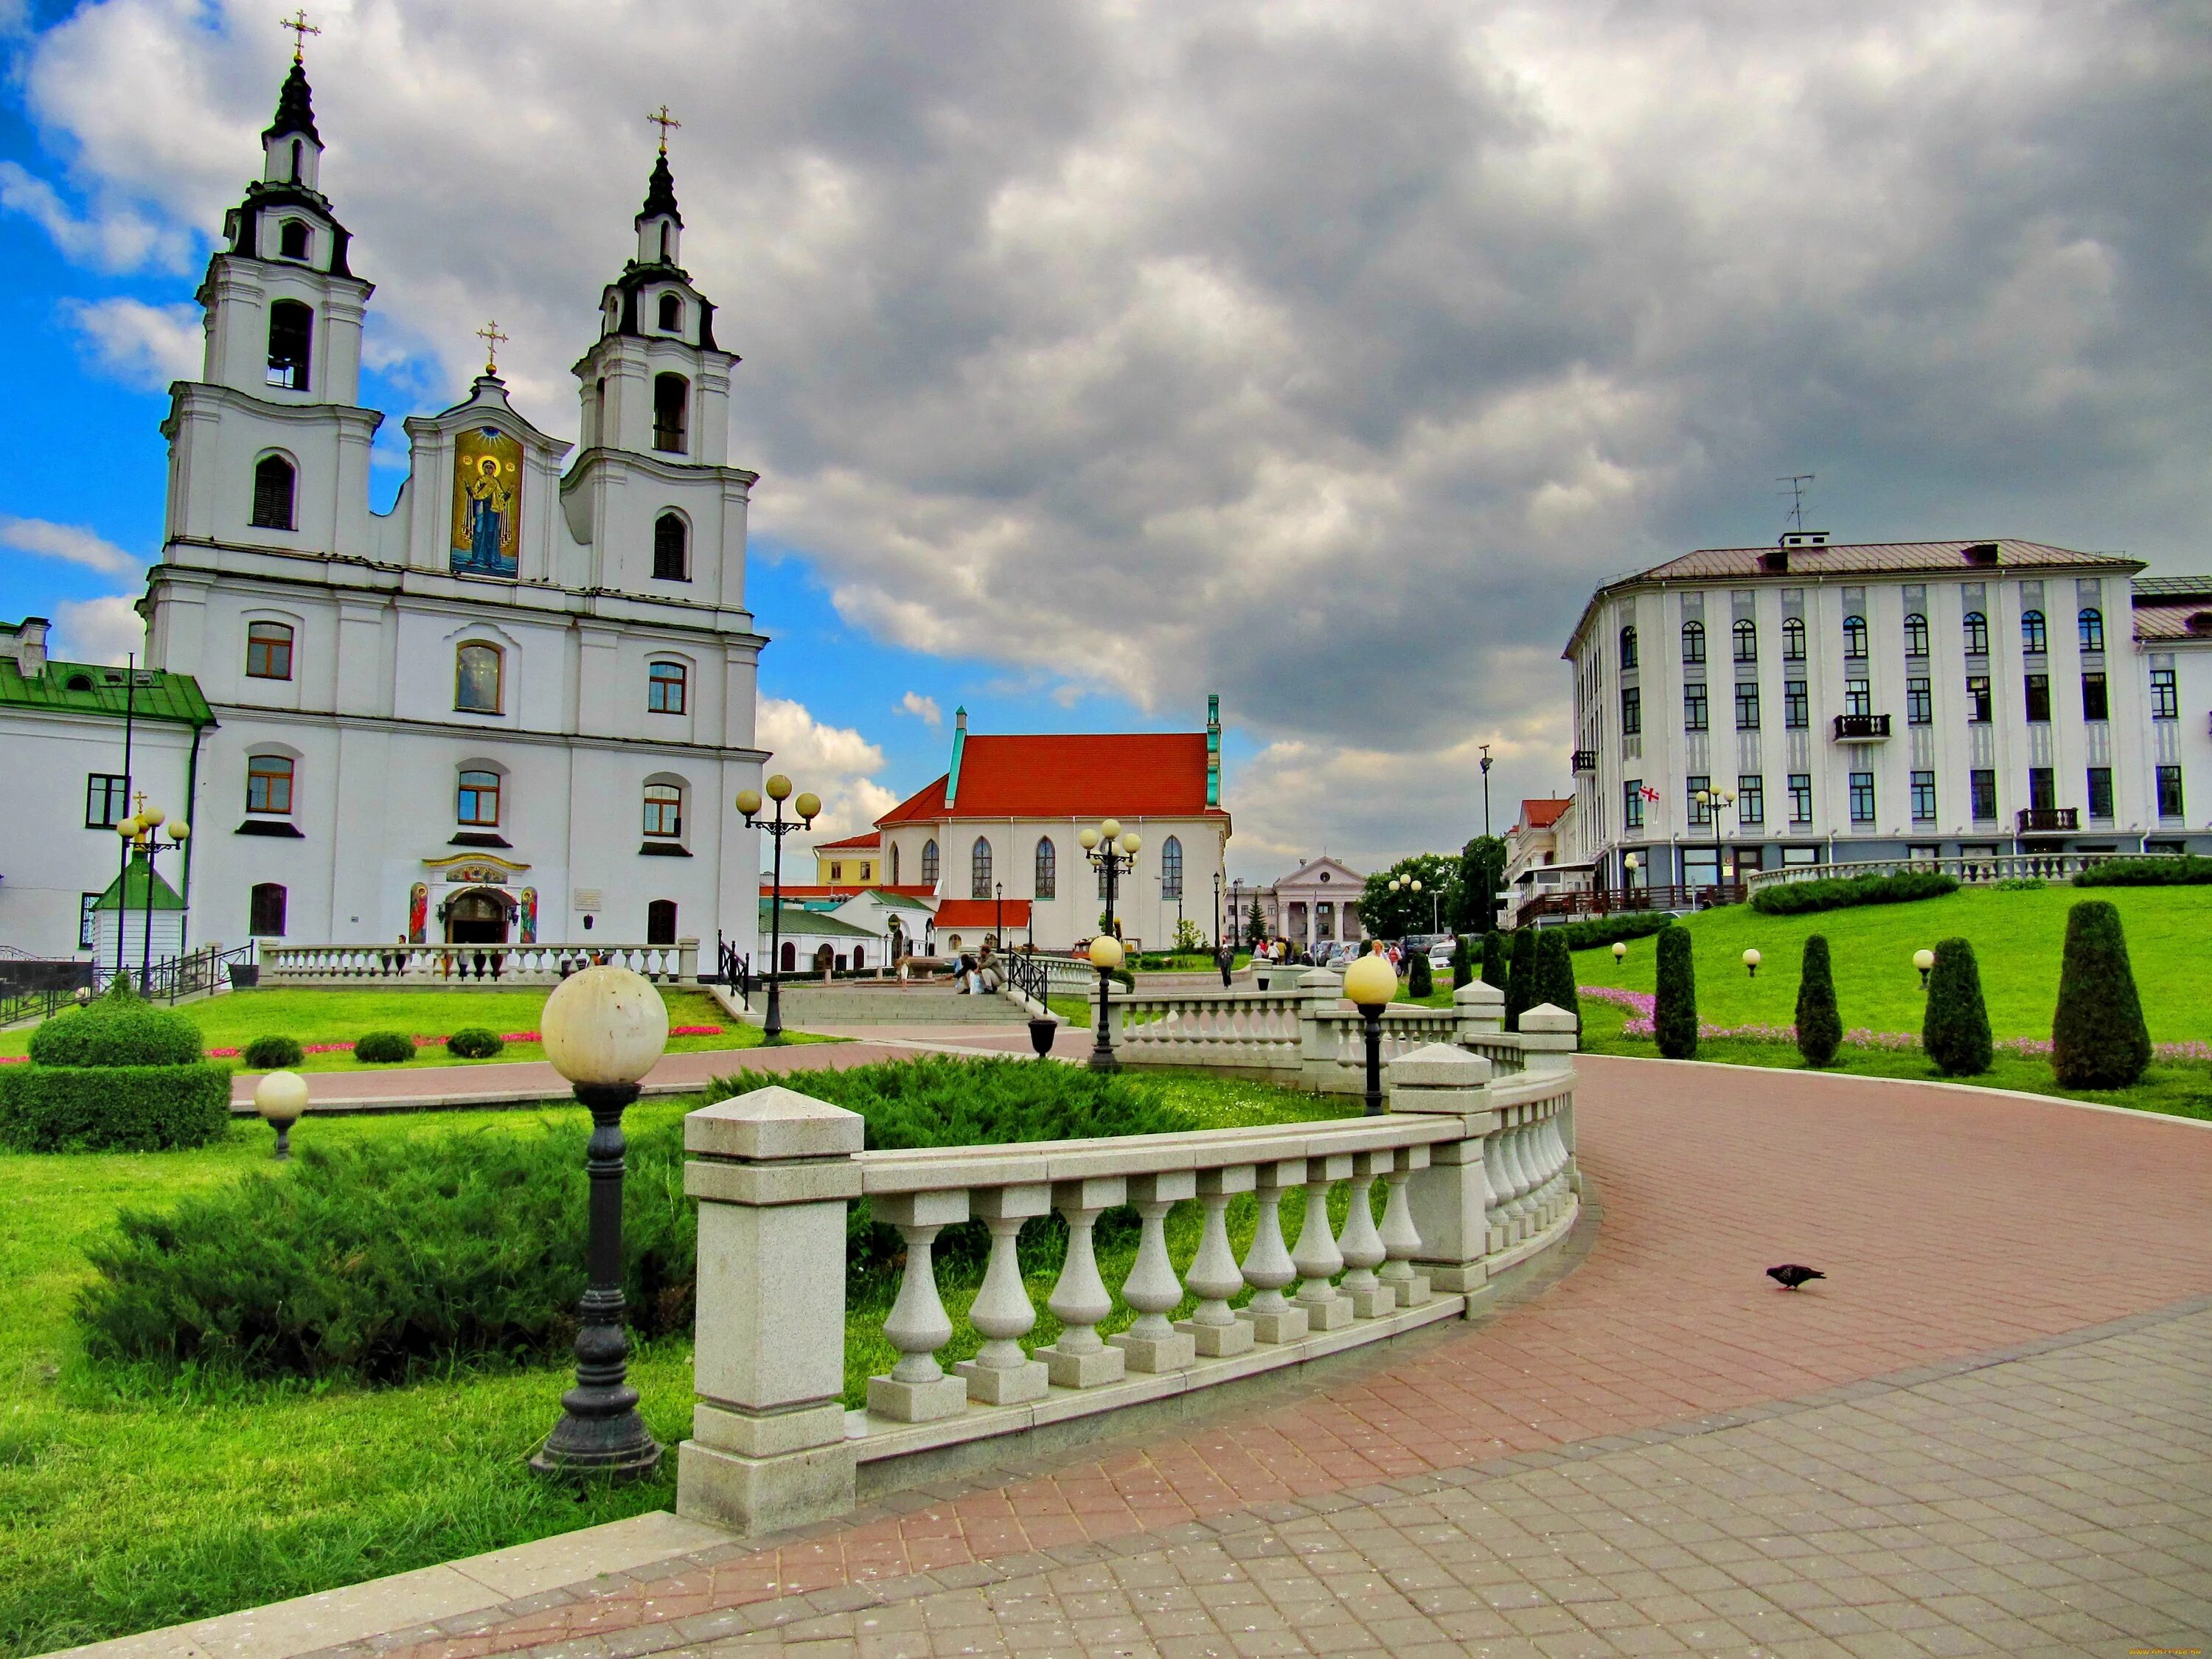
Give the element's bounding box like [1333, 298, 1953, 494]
[1778, 474, 1814, 532]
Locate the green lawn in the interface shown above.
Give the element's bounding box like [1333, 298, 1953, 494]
[1, 987, 805, 1072]
[0, 1070, 1345, 1657]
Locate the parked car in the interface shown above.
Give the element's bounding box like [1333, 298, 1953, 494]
[1427, 942, 1456, 973]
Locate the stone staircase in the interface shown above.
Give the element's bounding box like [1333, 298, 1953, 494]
[771, 981, 1033, 1026]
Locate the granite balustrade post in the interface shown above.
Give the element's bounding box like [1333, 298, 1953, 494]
[1386, 1042, 1498, 1301]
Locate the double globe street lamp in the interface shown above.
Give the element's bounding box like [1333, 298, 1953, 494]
[736, 775, 820, 1043]
[114, 799, 189, 990]
[1386, 873, 1439, 936]
[1079, 818, 1141, 1073]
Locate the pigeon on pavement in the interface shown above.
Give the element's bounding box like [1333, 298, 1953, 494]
[1767, 1264, 1825, 1290]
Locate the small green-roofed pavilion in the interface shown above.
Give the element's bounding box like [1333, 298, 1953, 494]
[93, 855, 188, 914]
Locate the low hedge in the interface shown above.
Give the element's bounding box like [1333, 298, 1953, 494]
[0, 1062, 232, 1153]
[2073, 855, 2212, 887]
[1554, 913, 1677, 952]
[241, 1034, 305, 1071]
[445, 1028, 504, 1060]
[1750, 870, 1958, 916]
[28, 981, 201, 1068]
[352, 1032, 416, 1064]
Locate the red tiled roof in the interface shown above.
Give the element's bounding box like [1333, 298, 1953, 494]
[1517, 799, 1572, 830]
[878, 733, 1222, 824]
[768, 883, 939, 901]
[932, 899, 1033, 928]
[815, 830, 880, 851]
[2133, 604, 2212, 643]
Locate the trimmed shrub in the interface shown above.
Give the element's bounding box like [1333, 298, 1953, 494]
[1922, 938, 1993, 1077]
[1480, 930, 1509, 991]
[1534, 930, 1579, 1032]
[0, 1062, 231, 1153]
[1992, 877, 2045, 891]
[1450, 935, 1473, 990]
[1654, 926, 1697, 1060]
[1407, 951, 1433, 998]
[27, 979, 200, 1068]
[1553, 912, 1676, 953]
[445, 1028, 505, 1060]
[1795, 935, 1842, 1068]
[2050, 900, 2152, 1089]
[1750, 870, 1957, 916]
[240, 1034, 305, 1071]
[1504, 929, 1540, 1031]
[2073, 855, 2212, 886]
[352, 1032, 416, 1064]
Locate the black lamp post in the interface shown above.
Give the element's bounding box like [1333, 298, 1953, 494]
[995, 880, 1004, 950]
[529, 963, 669, 1482]
[1343, 950, 1397, 1117]
[1080, 818, 1141, 1072]
[1694, 787, 1739, 901]
[737, 775, 819, 1043]
[115, 796, 189, 993]
[1480, 743, 1493, 838]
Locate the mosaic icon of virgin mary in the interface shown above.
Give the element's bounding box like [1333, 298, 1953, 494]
[451, 425, 521, 577]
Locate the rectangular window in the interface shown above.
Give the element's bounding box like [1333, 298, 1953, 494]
[2028, 767, 2056, 811]
[1687, 774, 1712, 827]
[2157, 765, 2185, 818]
[1784, 680, 1808, 729]
[2087, 767, 2114, 821]
[1737, 773, 1764, 826]
[2081, 672, 2108, 722]
[1906, 678, 1932, 726]
[79, 892, 100, 950]
[1971, 768, 1997, 821]
[456, 769, 501, 827]
[1845, 678, 1872, 717]
[1620, 685, 1641, 736]
[2024, 673, 2051, 723]
[1788, 773, 1812, 824]
[1848, 771, 1876, 823]
[1734, 681, 1760, 731]
[1683, 683, 1708, 732]
[1966, 675, 1992, 723]
[2151, 667, 2178, 720]
[246, 621, 294, 680]
[1910, 770, 1936, 822]
[85, 773, 129, 828]
[1623, 779, 1644, 830]
[246, 754, 294, 815]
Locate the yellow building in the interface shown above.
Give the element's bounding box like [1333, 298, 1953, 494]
[812, 830, 884, 887]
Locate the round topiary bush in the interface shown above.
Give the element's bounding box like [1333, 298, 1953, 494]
[1795, 935, 1842, 1068]
[2050, 900, 2152, 1089]
[241, 1034, 305, 1071]
[28, 978, 201, 1068]
[0, 979, 228, 1152]
[1654, 925, 1698, 1060]
[1922, 937, 1992, 1077]
[445, 1027, 504, 1060]
[353, 1031, 416, 1064]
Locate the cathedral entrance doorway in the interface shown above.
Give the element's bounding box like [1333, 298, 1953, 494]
[445, 887, 513, 945]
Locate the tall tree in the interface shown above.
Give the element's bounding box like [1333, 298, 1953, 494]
[1356, 852, 1458, 939]
[1451, 835, 1508, 933]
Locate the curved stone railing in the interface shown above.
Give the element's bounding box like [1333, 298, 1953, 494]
[1744, 852, 2128, 892]
[260, 939, 698, 985]
[1107, 989, 1308, 1071]
[675, 1028, 1580, 1537]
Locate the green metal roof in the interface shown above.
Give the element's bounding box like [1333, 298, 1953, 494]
[93, 855, 187, 912]
[759, 901, 878, 939]
[863, 891, 934, 911]
[0, 647, 214, 727]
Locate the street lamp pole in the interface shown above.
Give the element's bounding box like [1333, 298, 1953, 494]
[995, 880, 1004, 948]
[737, 776, 819, 1043]
[114, 794, 189, 994]
[1692, 787, 1739, 902]
[1080, 819, 1141, 1072]
[1479, 743, 1493, 838]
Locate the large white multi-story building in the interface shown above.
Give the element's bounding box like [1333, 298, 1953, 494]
[1560, 535, 2212, 893]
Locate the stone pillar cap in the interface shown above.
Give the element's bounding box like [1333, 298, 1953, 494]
[1520, 1004, 1577, 1034]
[1298, 968, 1344, 990]
[687, 1085, 865, 1160]
[1387, 1041, 1495, 1088]
[1453, 980, 1503, 1005]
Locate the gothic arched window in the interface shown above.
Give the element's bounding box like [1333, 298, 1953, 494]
[1782, 616, 1806, 661]
[1161, 835, 1184, 899]
[2079, 608, 2104, 653]
[1618, 625, 1638, 669]
[246, 621, 293, 680]
[1964, 611, 1989, 655]
[658, 293, 682, 331]
[454, 642, 503, 714]
[2021, 610, 2048, 654]
[653, 513, 689, 581]
[1903, 613, 1930, 657]
[251, 455, 296, 530]
[1843, 614, 1869, 658]
[1034, 837, 1057, 898]
[970, 836, 993, 899]
[266, 299, 312, 391]
[653, 373, 689, 453]
[1732, 619, 1757, 662]
[1680, 619, 1705, 664]
[920, 838, 939, 886]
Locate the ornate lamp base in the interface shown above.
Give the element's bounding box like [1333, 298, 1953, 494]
[528, 1384, 663, 1481]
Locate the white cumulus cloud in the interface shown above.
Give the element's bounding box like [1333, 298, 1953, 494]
[0, 515, 142, 577]
[62, 296, 203, 389]
[897, 691, 942, 727]
[52, 594, 147, 666]
[756, 695, 901, 843]
[0, 160, 189, 271]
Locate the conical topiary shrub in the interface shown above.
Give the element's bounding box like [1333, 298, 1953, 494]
[1922, 937, 1992, 1077]
[1654, 925, 1697, 1060]
[1505, 929, 1540, 1031]
[1481, 930, 1509, 992]
[2051, 900, 2152, 1088]
[1407, 949, 1433, 998]
[1795, 934, 1842, 1067]
[1450, 935, 1473, 990]
[1534, 929, 1579, 1033]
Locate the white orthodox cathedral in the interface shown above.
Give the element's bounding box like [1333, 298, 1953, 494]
[0, 55, 769, 959]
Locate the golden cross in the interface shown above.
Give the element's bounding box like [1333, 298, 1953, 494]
[476, 319, 509, 375]
[647, 104, 681, 153]
[279, 9, 320, 62]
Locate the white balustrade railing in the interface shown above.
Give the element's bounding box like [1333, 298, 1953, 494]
[1745, 851, 2132, 893]
[674, 1018, 1581, 1538]
[259, 939, 698, 985]
[1107, 989, 1308, 1072]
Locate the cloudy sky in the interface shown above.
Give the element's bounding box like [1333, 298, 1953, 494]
[2, 0, 2208, 876]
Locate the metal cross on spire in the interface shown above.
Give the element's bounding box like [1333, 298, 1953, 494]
[280, 9, 320, 62]
[647, 104, 681, 153]
[476, 320, 509, 376]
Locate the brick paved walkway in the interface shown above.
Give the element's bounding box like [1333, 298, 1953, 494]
[334, 1057, 2211, 1659]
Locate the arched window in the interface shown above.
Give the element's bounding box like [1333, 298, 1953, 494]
[659, 223, 672, 261]
[657, 293, 682, 331]
[251, 454, 296, 529]
[2021, 609, 2048, 654]
[1161, 835, 1183, 899]
[647, 899, 678, 945]
[1964, 611, 1989, 655]
[1843, 614, 1868, 658]
[278, 219, 309, 260]
[653, 512, 689, 580]
[780, 939, 796, 973]
[1732, 619, 1757, 662]
[1034, 836, 1057, 898]
[2079, 608, 2104, 653]
[266, 299, 312, 390]
[288, 139, 303, 183]
[970, 836, 993, 899]
[1618, 625, 1638, 669]
[246, 754, 294, 815]
[891, 844, 902, 885]
[1680, 619, 1705, 664]
[249, 882, 288, 937]
[1782, 616, 1806, 661]
[1903, 613, 1930, 656]
[852, 945, 865, 971]
[245, 621, 293, 680]
[454, 642, 503, 713]
[920, 838, 939, 886]
[456, 768, 501, 826]
[647, 660, 686, 714]
[642, 782, 684, 841]
[653, 372, 689, 453]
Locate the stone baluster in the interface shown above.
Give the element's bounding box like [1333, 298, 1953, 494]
[1390, 1043, 1500, 1292]
[867, 1190, 972, 1422]
[1035, 1177, 1127, 1388]
[955, 1183, 1051, 1405]
[1293, 1154, 1354, 1330]
[1238, 1159, 1309, 1343]
[1377, 1145, 1433, 1307]
[1177, 1166, 1255, 1356]
[1493, 1114, 1534, 1236]
[1112, 1172, 1197, 1371]
[1337, 1151, 1394, 1318]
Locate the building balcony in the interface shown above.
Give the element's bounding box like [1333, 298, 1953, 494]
[1571, 748, 1598, 774]
[2017, 807, 2079, 833]
[1831, 713, 1891, 742]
